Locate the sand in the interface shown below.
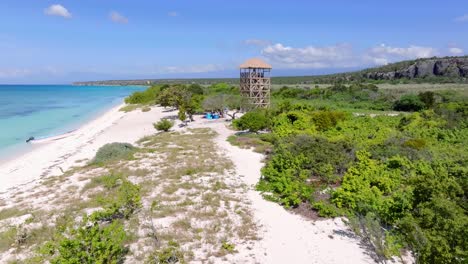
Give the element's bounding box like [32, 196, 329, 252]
[0, 104, 175, 193]
[0, 104, 381, 263]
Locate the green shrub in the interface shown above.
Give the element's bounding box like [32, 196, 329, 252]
[141, 106, 151, 112]
[227, 134, 273, 154]
[147, 240, 185, 264]
[119, 104, 140, 112]
[44, 219, 128, 264]
[178, 108, 187, 122]
[90, 180, 142, 222]
[418, 91, 435, 108]
[233, 110, 270, 132]
[125, 86, 160, 104]
[310, 110, 347, 131]
[402, 138, 426, 150]
[85, 172, 124, 191]
[258, 133, 278, 144]
[313, 201, 340, 217]
[258, 134, 354, 207]
[188, 84, 204, 95]
[154, 119, 174, 132]
[221, 241, 236, 253]
[91, 143, 136, 165]
[393, 94, 425, 112]
[271, 110, 315, 137]
[272, 86, 305, 98]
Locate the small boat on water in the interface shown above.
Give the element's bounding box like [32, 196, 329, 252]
[27, 129, 78, 144]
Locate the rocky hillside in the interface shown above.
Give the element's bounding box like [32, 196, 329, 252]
[73, 56, 468, 86]
[361, 56, 468, 80]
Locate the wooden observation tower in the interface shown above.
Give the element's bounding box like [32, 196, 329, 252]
[240, 58, 272, 108]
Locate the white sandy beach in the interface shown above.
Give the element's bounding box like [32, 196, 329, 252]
[0, 103, 382, 263]
[0, 104, 173, 193]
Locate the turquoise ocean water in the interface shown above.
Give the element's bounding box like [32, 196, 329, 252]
[0, 85, 144, 160]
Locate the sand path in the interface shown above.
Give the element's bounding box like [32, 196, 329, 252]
[204, 120, 376, 264]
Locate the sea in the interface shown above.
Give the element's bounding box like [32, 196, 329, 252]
[0, 85, 145, 161]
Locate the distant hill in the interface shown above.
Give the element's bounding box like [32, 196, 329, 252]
[359, 56, 468, 81]
[73, 56, 468, 86]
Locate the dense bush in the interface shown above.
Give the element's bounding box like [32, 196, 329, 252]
[418, 91, 435, 108]
[40, 173, 142, 263]
[393, 94, 425, 112]
[44, 220, 128, 264]
[90, 178, 142, 222]
[310, 110, 347, 131]
[233, 110, 270, 132]
[154, 119, 174, 132]
[258, 134, 354, 207]
[271, 110, 315, 137]
[188, 83, 204, 95]
[272, 86, 305, 98]
[124, 86, 160, 104]
[228, 88, 467, 262]
[91, 143, 136, 165]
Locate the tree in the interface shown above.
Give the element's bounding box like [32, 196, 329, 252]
[225, 95, 250, 120]
[157, 87, 177, 108]
[180, 94, 203, 121]
[202, 94, 226, 117]
[188, 84, 204, 95]
[156, 85, 191, 109]
[393, 95, 425, 112]
[418, 91, 435, 109]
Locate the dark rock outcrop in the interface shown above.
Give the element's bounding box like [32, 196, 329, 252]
[363, 56, 468, 80]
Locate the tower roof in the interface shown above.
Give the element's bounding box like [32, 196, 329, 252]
[240, 58, 272, 69]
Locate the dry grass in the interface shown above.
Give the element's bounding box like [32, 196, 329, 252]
[0, 128, 258, 263]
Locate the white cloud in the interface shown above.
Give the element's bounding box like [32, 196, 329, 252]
[168, 11, 179, 17]
[364, 44, 438, 65]
[44, 4, 72, 18]
[109, 11, 128, 24]
[455, 14, 468, 22]
[449, 47, 464, 55]
[256, 42, 440, 68]
[261, 43, 356, 69]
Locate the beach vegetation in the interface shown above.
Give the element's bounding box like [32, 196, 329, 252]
[146, 240, 185, 264]
[41, 218, 128, 264]
[119, 104, 140, 112]
[221, 241, 235, 253]
[3, 126, 257, 263]
[232, 109, 271, 132]
[90, 142, 136, 166]
[187, 83, 204, 95]
[226, 134, 273, 154]
[229, 84, 468, 262]
[125, 85, 161, 104]
[0, 226, 18, 252]
[154, 119, 174, 132]
[393, 94, 425, 111]
[0, 207, 29, 221]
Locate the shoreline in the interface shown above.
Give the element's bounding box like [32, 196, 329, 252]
[0, 103, 128, 192]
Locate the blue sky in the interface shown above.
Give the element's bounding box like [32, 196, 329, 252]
[0, 0, 467, 84]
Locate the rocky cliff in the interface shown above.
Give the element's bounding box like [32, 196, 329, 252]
[362, 56, 468, 80]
